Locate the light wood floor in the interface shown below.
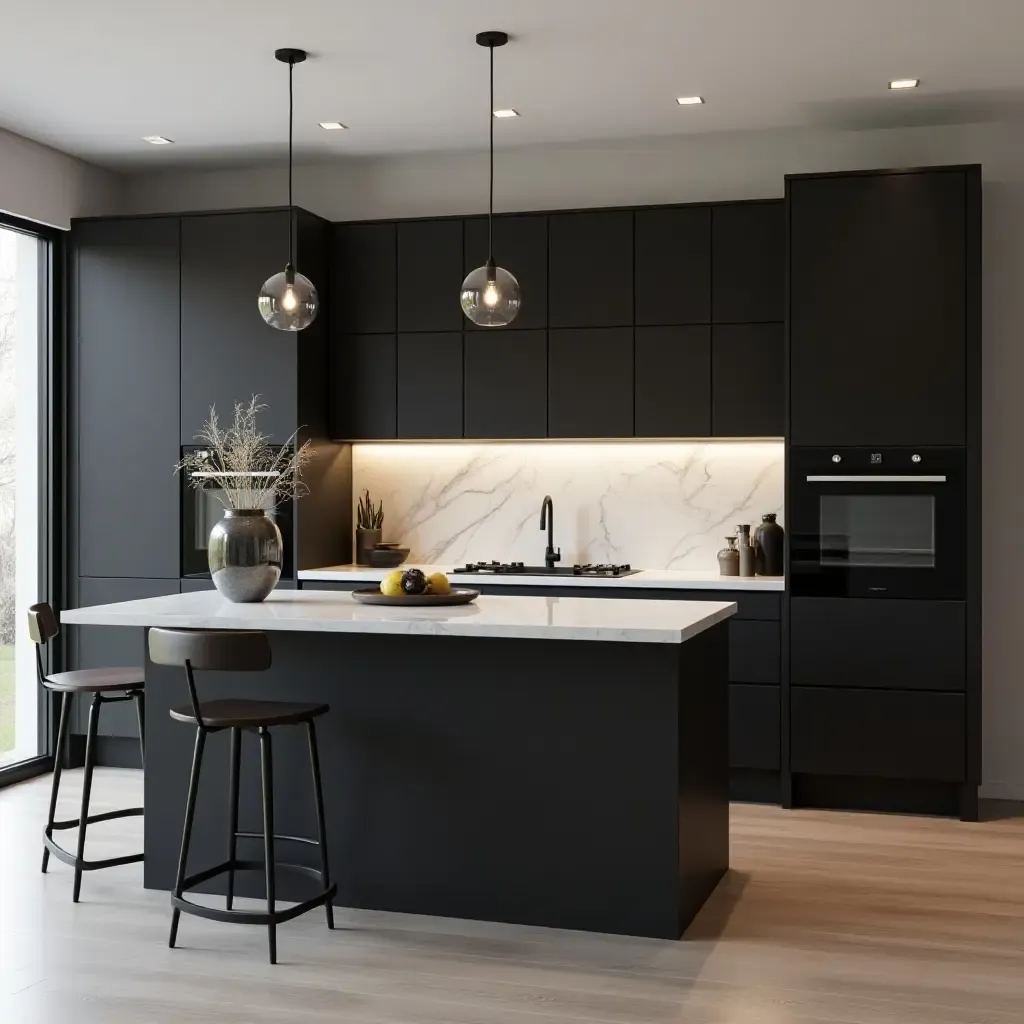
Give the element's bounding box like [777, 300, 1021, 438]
[1, 770, 1023, 1023]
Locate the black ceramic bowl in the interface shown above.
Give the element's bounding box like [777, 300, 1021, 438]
[368, 546, 409, 568]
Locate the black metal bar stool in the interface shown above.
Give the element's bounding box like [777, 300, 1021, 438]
[148, 628, 336, 964]
[28, 602, 145, 902]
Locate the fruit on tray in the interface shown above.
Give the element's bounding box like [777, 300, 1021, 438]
[400, 568, 428, 595]
[380, 570, 404, 597]
[427, 572, 451, 595]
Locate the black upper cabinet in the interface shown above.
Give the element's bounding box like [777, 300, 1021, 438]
[332, 222, 396, 334]
[72, 218, 181, 579]
[634, 326, 711, 437]
[397, 220, 464, 332]
[634, 207, 711, 325]
[549, 212, 633, 328]
[464, 331, 547, 438]
[397, 333, 463, 438]
[464, 216, 548, 330]
[712, 202, 784, 323]
[180, 211, 298, 443]
[548, 328, 634, 438]
[788, 168, 973, 446]
[331, 334, 397, 439]
[712, 323, 784, 437]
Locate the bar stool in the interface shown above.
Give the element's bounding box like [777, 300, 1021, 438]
[28, 602, 145, 902]
[148, 628, 336, 964]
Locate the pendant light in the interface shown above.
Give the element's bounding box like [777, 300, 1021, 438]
[460, 31, 521, 327]
[258, 47, 319, 332]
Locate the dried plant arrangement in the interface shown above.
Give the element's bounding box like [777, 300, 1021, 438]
[357, 489, 384, 530]
[175, 396, 314, 510]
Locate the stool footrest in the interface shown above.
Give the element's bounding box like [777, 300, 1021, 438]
[175, 859, 336, 927]
[234, 830, 319, 847]
[42, 833, 144, 872]
[50, 806, 144, 831]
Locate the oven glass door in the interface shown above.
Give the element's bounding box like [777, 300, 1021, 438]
[790, 449, 966, 599]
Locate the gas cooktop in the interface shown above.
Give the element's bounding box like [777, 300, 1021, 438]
[451, 561, 640, 579]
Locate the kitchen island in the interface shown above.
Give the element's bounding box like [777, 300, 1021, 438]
[62, 590, 735, 939]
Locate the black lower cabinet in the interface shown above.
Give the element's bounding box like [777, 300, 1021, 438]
[464, 330, 547, 438]
[729, 685, 780, 770]
[397, 333, 463, 438]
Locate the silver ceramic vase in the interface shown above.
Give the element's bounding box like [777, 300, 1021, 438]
[208, 509, 282, 603]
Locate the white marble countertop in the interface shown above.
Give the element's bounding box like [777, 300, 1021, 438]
[61, 589, 736, 645]
[297, 564, 785, 592]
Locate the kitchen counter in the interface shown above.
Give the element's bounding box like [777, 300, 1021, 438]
[62, 588, 731, 940]
[298, 564, 785, 592]
[61, 589, 735, 645]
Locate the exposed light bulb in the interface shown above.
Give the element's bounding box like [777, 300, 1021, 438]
[281, 287, 298, 312]
[483, 283, 500, 307]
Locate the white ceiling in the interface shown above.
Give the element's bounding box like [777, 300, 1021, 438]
[4, 0, 1024, 171]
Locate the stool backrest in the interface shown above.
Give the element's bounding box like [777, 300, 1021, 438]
[28, 602, 58, 645]
[148, 628, 271, 728]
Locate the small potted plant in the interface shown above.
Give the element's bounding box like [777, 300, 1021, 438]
[176, 397, 312, 602]
[356, 489, 384, 566]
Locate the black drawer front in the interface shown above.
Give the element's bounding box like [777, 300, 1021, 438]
[791, 687, 965, 782]
[728, 620, 779, 683]
[729, 684, 779, 770]
[791, 598, 965, 691]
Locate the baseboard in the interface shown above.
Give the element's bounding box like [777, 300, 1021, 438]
[729, 768, 780, 804]
[93, 736, 143, 770]
[792, 773, 962, 818]
[980, 780, 1024, 801]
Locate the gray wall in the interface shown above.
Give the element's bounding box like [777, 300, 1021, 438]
[122, 120, 1024, 800]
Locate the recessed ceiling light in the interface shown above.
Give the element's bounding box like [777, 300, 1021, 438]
[493, 109, 519, 118]
[142, 136, 174, 145]
[676, 96, 705, 105]
[319, 121, 348, 130]
[888, 78, 920, 90]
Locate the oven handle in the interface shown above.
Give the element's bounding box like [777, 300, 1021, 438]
[805, 474, 947, 483]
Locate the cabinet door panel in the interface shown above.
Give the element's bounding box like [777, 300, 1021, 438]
[464, 331, 547, 438]
[397, 333, 463, 438]
[548, 328, 633, 438]
[791, 686, 965, 781]
[74, 218, 181, 578]
[712, 202, 784, 323]
[72, 578, 179, 736]
[730, 684, 780, 770]
[789, 171, 967, 446]
[397, 220, 463, 332]
[634, 326, 710, 437]
[712, 323, 784, 437]
[791, 597, 965, 691]
[464, 216, 547, 330]
[180, 212, 297, 443]
[332, 222, 396, 334]
[728, 620, 780, 684]
[549, 212, 633, 327]
[635, 207, 710, 325]
[331, 334, 397, 439]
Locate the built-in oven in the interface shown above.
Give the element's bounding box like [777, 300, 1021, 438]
[180, 446, 294, 578]
[789, 447, 966, 600]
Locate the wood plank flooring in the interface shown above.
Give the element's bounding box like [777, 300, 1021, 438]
[1, 768, 1023, 1023]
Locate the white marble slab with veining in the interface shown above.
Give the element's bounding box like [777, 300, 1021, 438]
[61, 590, 736, 645]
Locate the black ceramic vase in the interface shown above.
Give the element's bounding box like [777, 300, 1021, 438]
[754, 514, 784, 576]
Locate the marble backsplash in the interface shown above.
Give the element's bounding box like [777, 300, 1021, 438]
[351, 442, 784, 570]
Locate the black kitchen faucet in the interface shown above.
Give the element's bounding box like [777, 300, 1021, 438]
[539, 495, 561, 570]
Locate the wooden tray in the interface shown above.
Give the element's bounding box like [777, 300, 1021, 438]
[351, 587, 480, 607]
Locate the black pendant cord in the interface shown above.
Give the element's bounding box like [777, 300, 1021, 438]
[487, 41, 494, 268]
[287, 56, 295, 269]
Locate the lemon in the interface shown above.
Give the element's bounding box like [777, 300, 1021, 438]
[380, 570, 404, 597]
[426, 572, 451, 595]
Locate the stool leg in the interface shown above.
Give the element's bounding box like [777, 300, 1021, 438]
[307, 720, 334, 930]
[225, 726, 241, 910]
[259, 726, 276, 965]
[133, 690, 146, 769]
[42, 691, 72, 873]
[73, 693, 101, 902]
[169, 727, 206, 949]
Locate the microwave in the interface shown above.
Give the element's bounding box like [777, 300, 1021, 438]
[788, 447, 966, 600]
[180, 446, 294, 578]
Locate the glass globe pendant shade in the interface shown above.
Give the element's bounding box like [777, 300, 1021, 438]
[258, 263, 319, 331]
[460, 262, 521, 327]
